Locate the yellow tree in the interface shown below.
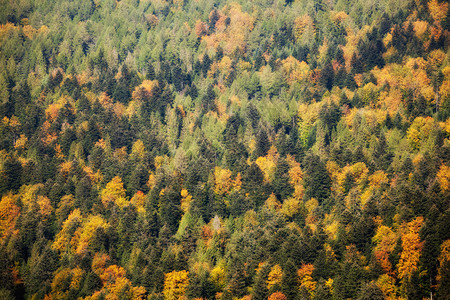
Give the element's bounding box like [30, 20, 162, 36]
[437, 239, 450, 291]
[297, 264, 317, 296]
[50, 267, 84, 300]
[265, 193, 281, 211]
[268, 291, 287, 300]
[194, 20, 207, 37]
[210, 265, 226, 291]
[267, 265, 283, 290]
[373, 225, 398, 274]
[83, 264, 146, 300]
[406, 117, 435, 150]
[180, 189, 193, 213]
[376, 274, 398, 300]
[214, 166, 233, 196]
[52, 209, 82, 254]
[428, 0, 448, 25]
[163, 270, 189, 300]
[281, 56, 310, 85]
[50, 268, 72, 300]
[361, 170, 389, 206]
[287, 155, 304, 200]
[92, 252, 111, 276]
[132, 80, 158, 102]
[437, 164, 450, 192]
[293, 15, 315, 44]
[397, 217, 424, 280]
[131, 139, 146, 160]
[255, 146, 279, 183]
[0, 193, 19, 241]
[74, 215, 109, 255]
[101, 176, 128, 208]
[147, 171, 157, 190]
[281, 156, 305, 218]
[37, 195, 53, 222]
[130, 191, 146, 213]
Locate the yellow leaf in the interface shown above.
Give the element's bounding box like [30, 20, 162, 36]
[267, 265, 283, 290]
[397, 217, 424, 280]
[101, 176, 128, 208]
[437, 164, 450, 191]
[298, 264, 316, 295]
[214, 166, 233, 195]
[163, 270, 189, 300]
[428, 0, 448, 24]
[0, 193, 20, 241]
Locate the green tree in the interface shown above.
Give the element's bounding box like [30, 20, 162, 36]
[281, 259, 298, 300]
[356, 282, 384, 300]
[303, 153, 331, 202]
[251, 263, 270, 300]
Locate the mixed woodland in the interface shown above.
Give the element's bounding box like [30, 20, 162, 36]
[0, 0, 450, 299]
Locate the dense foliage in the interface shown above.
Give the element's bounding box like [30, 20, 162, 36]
[0, 0, 449, 299]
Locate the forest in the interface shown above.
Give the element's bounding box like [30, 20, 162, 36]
[0, 0, 449, 299]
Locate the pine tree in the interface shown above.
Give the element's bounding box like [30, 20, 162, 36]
[281, 259, 298, 300]
[303, 153, 331, 202]
[255, 128, 270, 158]
[356, 282, 384, 300]
[202, 54, 211, 77]
[251, 264, 270, 300]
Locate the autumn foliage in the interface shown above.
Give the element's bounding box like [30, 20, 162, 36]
[163, 270, 189, 300]
[0, 0, 448, 299]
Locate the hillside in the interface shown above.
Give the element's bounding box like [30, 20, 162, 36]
[0, 0, 449, 299]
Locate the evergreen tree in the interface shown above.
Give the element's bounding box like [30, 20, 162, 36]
[303, 153, 331, 202]
[254, 128, 270, 157]
[281, 259, 298, 300]
[202, 54, 212, 77]
[251, 264, 270, 300]
[272, 158, 294, 201]
[356, 282, 384, 300]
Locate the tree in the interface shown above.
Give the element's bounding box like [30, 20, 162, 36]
[25, 241, 57, 298]
[397, 217, 424, 281]
[372, 225, 398, 274]
[163, 270, 189, 300]
[242, 163, 267, 207]
[75, 176, 94, 211]
[268, 291, 287, 300]
[0, 193, 19, 241]
[202, 84, 216, 113]
[227, 260, 247, 298]
[356, 282, 384, 300]
[428, 0, 448, 25]
[186, 269, 215, 299]
[1, 156, 22, 193]
[50, 209, 77, 253]
[437, 164, 450, 192]
[0, 74, 10, 117]
[101, 176, 128, 208]
[79, 271, 102, 297]
[297, 264, 317, 296]
[281, 259, 298, 300]
[255, 128, 270, 158]
[437, 239, 450, 298]
[320, 62, 334, 90]
[0, 243, 14, 293]
[214, 166, 234, 196]
[202, 54, 211, 77]
[272, 158, 294, 201]
[251, 263, 270, 300]
[157, 182, 182, 232]
[303, 153, 331, 202]
[75, 215, 109, 255]
[267, 265, 283, 291]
